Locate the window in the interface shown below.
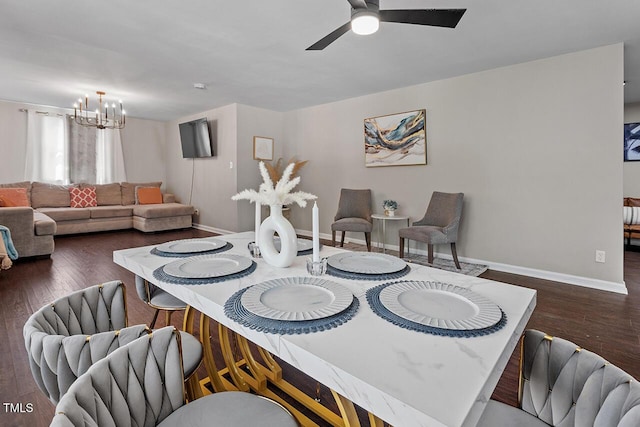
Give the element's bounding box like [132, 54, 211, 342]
[25, 110, 126, 184]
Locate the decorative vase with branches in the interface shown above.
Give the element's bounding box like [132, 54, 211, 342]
[232, 161, 316, 267]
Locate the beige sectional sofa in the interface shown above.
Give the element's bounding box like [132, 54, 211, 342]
[0, 181, 194, 258]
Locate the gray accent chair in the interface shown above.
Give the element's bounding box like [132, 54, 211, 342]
[477, 329, 640, 427]
[398, 191, 463, 269]
[24, 281, 202, 405]
[331, 188, 373, 251]
[136, 275, 187, 328]
[50, 327, 299, 427]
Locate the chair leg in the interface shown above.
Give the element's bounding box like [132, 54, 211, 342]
[451, 243, 461, 269]
[365, 232, 371, 252]
[166, 310, 173, 327]
[340, 231, 345, 247]
[332, 230, 336, 247]
[150, 308, 160, 329]
[399, 238, 405, 258]
[427, 244, 434, 264]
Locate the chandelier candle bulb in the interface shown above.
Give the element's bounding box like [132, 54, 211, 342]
[312, 201, 319, 262]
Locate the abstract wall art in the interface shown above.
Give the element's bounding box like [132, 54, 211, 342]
[364, 109, 426, 167]
[624, 122, 640, 162]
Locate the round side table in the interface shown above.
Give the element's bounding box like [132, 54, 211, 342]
[371, 213, 410, 254]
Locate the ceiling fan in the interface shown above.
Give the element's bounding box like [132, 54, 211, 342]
[306, 0, 466, 51]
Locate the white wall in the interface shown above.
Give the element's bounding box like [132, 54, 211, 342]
[282, 45, 624, 288]
[624, 102, 640, 196]
[120, 117, 167, 185]
[236, 104, 284, 231]
[0, 100, 29, 183]
[164, 104, 239, 232]
[0, 99, 166, 185]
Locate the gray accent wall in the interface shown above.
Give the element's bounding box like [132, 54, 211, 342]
[282, 44, 624, 286]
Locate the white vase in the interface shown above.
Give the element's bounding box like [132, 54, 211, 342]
[259, 204, 297, 268]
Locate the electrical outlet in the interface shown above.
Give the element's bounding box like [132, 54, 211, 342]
[595, 250, 606, 263]
[229, 161, 233, 169]
[193, 208, 199, 216]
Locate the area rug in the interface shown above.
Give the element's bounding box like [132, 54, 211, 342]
[403, 255, 488, 277]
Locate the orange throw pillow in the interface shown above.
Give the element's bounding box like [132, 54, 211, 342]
[136, 187, 163, 204]
[69, 186, 97, 208]
[0, 188, 29, 207]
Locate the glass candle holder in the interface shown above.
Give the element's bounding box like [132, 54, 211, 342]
[248, 242, 261, 258]
[306, 258, 327, 276]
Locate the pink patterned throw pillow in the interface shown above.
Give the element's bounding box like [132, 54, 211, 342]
[69, 186, 97, 208]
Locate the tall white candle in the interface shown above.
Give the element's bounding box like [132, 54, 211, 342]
[255, 201, 261, 246]
[312, 201, 320, 262]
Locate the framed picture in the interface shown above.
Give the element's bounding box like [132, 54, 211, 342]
[364, 109, 426, 167]
[253, 136, 274, 160]
[624, 123, 640, 162]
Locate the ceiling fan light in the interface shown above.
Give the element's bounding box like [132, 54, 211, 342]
[351, 11, 379, 35]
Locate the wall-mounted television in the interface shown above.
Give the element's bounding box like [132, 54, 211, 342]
[179, 118, 214, 158]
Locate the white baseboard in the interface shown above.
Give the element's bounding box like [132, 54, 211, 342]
[296, 229, 628, 295]
[192, 223, 233, 235]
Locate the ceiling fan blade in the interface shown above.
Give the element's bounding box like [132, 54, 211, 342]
[306, 22, 352, 51]
[347, 0, 368, 9]
[379, 9, 466, 28]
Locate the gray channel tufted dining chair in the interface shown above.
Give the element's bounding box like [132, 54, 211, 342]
[50, 326, 299, 427]
[331, 188, 373, 251]
[398, 191, 463, 269]
[477, 329, 640, 427]
[24, 281, 203, 405]
[136, 275, 188, 328]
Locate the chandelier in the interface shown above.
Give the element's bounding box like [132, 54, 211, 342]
[73, 91, 125, 130]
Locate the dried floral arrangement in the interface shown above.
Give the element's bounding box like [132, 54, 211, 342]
[232, 161, 316, 207]
[264, 157, 308, 183]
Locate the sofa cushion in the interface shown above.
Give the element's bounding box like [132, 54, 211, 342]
[0, 181, 32, 204]
[89, 183, 122, 206]
[69, 186, 98, 208]
[31, 182, 74, 208]
[0, 188, 30, 207]
[136, 186, 163, 204]
[36, 207, 91, 221]
[132, 203, 194, 219]
[121, 182, 161, 206]
[88, 206, 133, 219]
[33, 211, 57, 236]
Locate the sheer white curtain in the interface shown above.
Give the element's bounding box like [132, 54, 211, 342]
[96, 128, 127, 184]
[68, 116, 97, 183]
[25, 111, 128, 184]
[24, 110, 69, 183]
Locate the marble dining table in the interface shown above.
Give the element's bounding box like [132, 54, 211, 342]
[113, 231, 536, 427]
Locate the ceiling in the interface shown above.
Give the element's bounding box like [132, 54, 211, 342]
[1, 0, 639, 122]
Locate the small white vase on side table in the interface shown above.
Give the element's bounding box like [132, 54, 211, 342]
[259, 204, 297, 268]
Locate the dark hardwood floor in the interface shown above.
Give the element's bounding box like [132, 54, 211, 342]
[1, 229, 639, 426]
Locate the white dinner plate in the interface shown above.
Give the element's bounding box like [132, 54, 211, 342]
[156, 238, 227, 254]
[273, 237, 314, 252]
[241, 277, 353, 321]
[163, 254, 252, 279]
[327, 252, 406, 275]
[379, 281, 502, 330]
